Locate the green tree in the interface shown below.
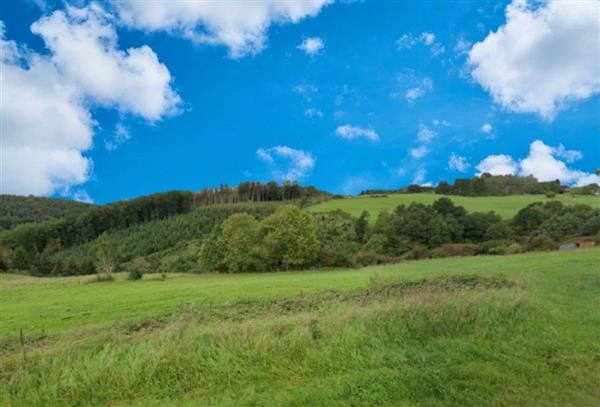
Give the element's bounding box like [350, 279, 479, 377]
[9, 246, 30, 270]
[261, 205, 319, 270]
[96, 232, 114, 281]
[355, 211, 370, 243]
[219, 213, 265, 272]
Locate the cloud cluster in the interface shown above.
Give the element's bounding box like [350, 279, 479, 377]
[448, 154, 470, 173]
[335, 125, 379, 142]
[113, 0, 332, 58]
[476, 140, 599, 186]
[1, 7, 180, 196]
[405, 77, 433, 102]
[298, 36, 324, 56]
[468, 0, 600, 120]
[256, 146, 316, 181]
[396, 31, 445, 56]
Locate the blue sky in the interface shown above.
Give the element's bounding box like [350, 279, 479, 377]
[1, 0, 599, 203]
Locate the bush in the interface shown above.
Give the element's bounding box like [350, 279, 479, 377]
[545, 191, 556, 198]
[128, 258, 149, 280]
[438, 243, 479, 257]
[526, 235, 558, 252]
[404, 244, 430, 260]
[354, 251, 397, 267]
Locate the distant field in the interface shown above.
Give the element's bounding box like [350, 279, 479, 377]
[308, 193, 599, 219]
[1, 249, 600, 405]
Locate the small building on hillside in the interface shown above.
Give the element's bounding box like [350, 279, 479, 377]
[559, 240, 596, 251]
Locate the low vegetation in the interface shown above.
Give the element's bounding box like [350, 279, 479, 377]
[1, 249, 599, 405]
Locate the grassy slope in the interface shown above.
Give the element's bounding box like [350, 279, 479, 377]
[307, 193, 599, 219]
[1, 249, 599, 405]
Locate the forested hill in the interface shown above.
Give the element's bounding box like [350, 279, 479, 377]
[0, 195, 93, 231]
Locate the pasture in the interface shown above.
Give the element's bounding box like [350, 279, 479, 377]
[1, 248, 599, 405]
[308, 193, 599, 219]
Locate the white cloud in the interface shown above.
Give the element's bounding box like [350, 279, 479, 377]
[454, 37, 471, 55]
[113, 0, 332, 58]
[468, 0, 600, 120]
[396, 33, 416, 50]
[410, 146, 430, 160]
[480, 122, 493, 134]
[397, 32, 444, 56]
[448, 154, 470, 173]
[476, 140, 599, 186]
[298, 36, 324, 56]
[304, 108, 323, 118]
[105, 123, 131, 151]
[335, 125, 379, 142]
[420, 32, 435, 46]
[553, 144, 582, 163]
[417, 124, 436, 143]
[0, 5, 179, 197]
[256, 146, 315, 181]
[412, 167, 428, 185]
[519, 140, 597, 185]
[476, 155, 518, 176]
[293, 83, 318, 101]
[405, 77, 433, 102]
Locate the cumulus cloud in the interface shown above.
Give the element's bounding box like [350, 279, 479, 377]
[476, 140, 599, 186]
[298, 36, 324, 56]
[113, 0, 332, 58]
[468, 0, 600, 120]
[405, 77, 433, 102]
[0, 5, 179, 196]
[256, 146, 315, 181]
[480, 122, 493, 134]
[448, 154, 470, 173]
[293, 83, 318, 101]
[335, 125, 379, 142]
[476, 155, 519, 176]
[519, 140, 597, 185]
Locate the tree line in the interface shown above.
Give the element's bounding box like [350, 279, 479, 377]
[196, 198, 600, 273]
[360, 174, 599, 197]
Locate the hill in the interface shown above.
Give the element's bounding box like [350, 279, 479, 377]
[308, 193, 599, 220]
[1, 248, 599, 405]
[0, 195, 93, 231]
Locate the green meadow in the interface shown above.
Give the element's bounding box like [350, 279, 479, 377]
[2, 248, 599, 406]
[308, 193, 599, 219]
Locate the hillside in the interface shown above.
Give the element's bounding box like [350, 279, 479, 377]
[0, 195, 93, 231]
[308, 193, 599, 219]
[2, 249, 599, 405]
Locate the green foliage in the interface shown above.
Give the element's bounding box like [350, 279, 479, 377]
[219, 213, 265, 273]
[9, 246, 30, 270]
[354, 210, 369, 243]
[434, 174, 565, 196]
[0, 194, 92, 231]
[128, 258, 149, 280]
[314, 210, 360, 267]
[262, 205, 319, 270]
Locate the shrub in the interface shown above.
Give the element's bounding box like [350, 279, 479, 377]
[526, 235, 558, 252]
[404, 244, 430, 260]
[128, 258, 150, 280]
[545, 191, 556, 198]
[354, 251, 396, 267]
[438, 243, 479, 257]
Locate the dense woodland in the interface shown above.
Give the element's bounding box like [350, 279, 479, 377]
[1, 178, 598, 277]
[0, 195, 92, 231]
[360, 174, 599, 197]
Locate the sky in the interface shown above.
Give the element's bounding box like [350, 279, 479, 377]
[1, 0, 599, 204]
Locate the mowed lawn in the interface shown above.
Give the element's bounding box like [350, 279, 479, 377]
[308, 193, 599, 219]
[1, 249, 599, 406]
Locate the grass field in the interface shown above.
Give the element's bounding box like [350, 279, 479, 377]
[308, 193, 599, 219]
[1, 249, 599, 405]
